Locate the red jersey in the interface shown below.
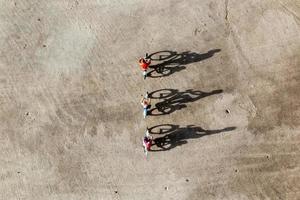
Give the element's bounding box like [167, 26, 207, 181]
[139, 58, 151, 70]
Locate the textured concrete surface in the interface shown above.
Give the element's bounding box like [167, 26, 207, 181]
[0, 0, 299, 199]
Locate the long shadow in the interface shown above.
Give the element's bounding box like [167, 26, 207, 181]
[148, 89, 223, 116]
[147, 49, 221, 78]
[148, 124, 236, 151]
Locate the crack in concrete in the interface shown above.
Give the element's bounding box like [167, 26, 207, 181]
[279, 1, 300, 24]
[224, 0, 252, 73]
[225, 0, 229, 21]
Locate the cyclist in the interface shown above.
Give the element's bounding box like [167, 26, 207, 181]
[143, 128, 153, 151]
[139, 54, 151, 79]
[139, 56, 151, 71]
[140, 93, 151, 118]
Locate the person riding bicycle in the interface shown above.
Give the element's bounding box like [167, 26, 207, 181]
[139, 56, 151, 71]
[143, 133, 153, 151]
[140, 92, 151, 118]
[140, 95, 151, 109]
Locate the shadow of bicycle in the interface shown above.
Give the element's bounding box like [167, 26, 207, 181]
[147, 49, 221, 78]
[148, 88, 223, 116]
[148, 124, 236, 151]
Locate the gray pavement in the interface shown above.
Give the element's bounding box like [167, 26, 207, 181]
[0, 0, 299, 199]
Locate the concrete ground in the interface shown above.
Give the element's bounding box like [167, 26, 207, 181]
[0, 0, 299, 199]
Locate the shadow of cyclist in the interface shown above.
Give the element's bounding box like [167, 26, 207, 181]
[148, 89, 223, 116]
[147, 49, 221, 78]
[148, 124, 236, 151]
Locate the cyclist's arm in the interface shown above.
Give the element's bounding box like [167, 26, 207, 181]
[140, 97, 144, 104]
